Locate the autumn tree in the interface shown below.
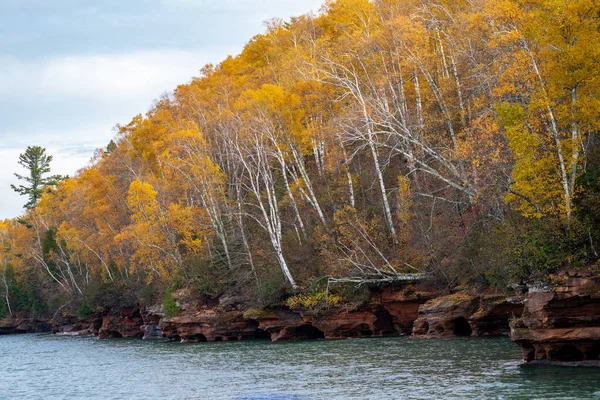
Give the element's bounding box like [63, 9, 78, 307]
[2, 0, 599, 316]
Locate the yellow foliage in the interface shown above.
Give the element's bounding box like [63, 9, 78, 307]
[286, 290, 343, 310]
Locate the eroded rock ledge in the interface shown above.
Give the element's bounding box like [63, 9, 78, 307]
[0, 317, 51, 335]
[412, 293, 524, 338]
[510, 271, 600, 364]
[1, 282, 529, 343]
[159, 285, 438, 342]
[158, 285, 523, 342]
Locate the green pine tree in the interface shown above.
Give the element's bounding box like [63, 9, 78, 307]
[10, 146, 64, 209]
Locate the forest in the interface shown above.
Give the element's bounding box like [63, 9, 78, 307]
[1, 0, 599, 319]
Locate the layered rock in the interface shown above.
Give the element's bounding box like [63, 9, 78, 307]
[412, 293, 480, 337]
[50, 306, 162, 339]
[160, 290, 269, 342]
[248, 308, 313, 342]
[378, 285, 437, 334]
[141, 305, 164, 340]
[160, 284, 437, 342]
[98, 307, 145, 339]
[0, 317, 52, 335]
[510, 271, 600, 364]
[161, 310, 269, 342]
[412, 293, 523, 338]
[469, 295, 524, 336]
[1, 282, 529, 343]
[52, 314, 102, 336]
[300, 286, 436, 340]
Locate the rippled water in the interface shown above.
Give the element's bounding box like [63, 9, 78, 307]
[0, 334, 599, 399]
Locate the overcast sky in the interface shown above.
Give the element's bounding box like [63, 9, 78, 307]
[0, 0, 323, 219]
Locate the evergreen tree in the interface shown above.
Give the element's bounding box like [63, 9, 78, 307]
[10, 146, 64, 209]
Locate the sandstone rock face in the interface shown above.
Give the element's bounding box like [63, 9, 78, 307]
[51, 306, 162, 339]
[98, 307, 145, 339]
[160, 291, 270, 342]
[161, 310, 269, 342]
[1, 283, 527, 342]
[304, 287, 436, 340]
[0, 317, 52, 335]
[469, 296, 524, 336]
[510, 271, 600, 364]
[52, 314, 102, 336]
[141, 305, 164, 340]
[252, 308, 310, 342]
[412, 294, 479, 337]
[378, 286, 436, 333]
[412, 293, 523, 338]
[160, 285, 436, 342]
[141, 324, 163, 340]
[254, 307, 394, 342]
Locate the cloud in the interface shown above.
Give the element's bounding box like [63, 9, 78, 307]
[0, 49, 235, 219]
[0, 148, 25, 219]
[0, 0, 324, 219]
[161, 0, 322, 12]
[40, 51, 205, 99]
[0, 49, 230, 105]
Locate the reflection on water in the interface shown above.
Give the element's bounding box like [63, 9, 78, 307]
[0, 334, 599, 399]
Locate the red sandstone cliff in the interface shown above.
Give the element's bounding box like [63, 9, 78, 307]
[2, 282, 533, 344]
[510, 270, 600, 364]
[412, 293, 523, 338]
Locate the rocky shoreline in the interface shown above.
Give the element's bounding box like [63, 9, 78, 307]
[2, 273, 599, 367]
[0, 283, 523, 341]
[510, 270, 600, 364]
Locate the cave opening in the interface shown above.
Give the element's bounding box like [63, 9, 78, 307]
[520, 341, 535, 362]
[103, 331, 123, 338]
[452, 317, 473, 337]
[373, 310, 396, 335]
[254, 329, 272, 340]
[188, 333, 207, 342]
[553, 345, 584, 362]
[356, 323, 373, 337]
[294, 324, 325, 340]
[587, 342, 600, 360]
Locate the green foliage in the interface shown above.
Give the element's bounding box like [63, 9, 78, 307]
[10, 146, 64, 209]
[82, 279, 143, 312]
[258, 271, 288, 306]
[106, 140, 117, 154]
[455, 213, 590, 288]
[2, 266, 47, 317]
[76, 303, 94, 319]
[0, 299, 7, 319]
[183, 255, 229, 296]
[163, 286, 179, 318]
[574, 139, 600, 265]
[42, 228, 59, 258]
[334, 282, 371, 306]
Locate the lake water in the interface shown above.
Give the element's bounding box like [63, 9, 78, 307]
[0, 334, 599, 399]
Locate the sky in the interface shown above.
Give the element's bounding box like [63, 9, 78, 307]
[0, 0, 324, 219]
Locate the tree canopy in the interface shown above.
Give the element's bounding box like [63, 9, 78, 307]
[1, 0, 599, 316]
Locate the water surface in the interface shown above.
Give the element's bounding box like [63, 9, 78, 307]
[0, 334, 599, 399]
